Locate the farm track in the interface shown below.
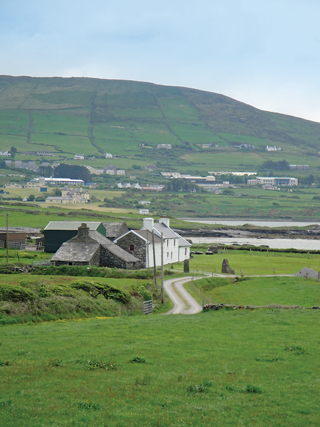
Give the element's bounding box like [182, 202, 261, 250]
[164, 273, 294, 315]
[164, 276, 203, 314]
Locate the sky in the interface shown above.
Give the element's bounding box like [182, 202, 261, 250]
[1, 0, 320, 122]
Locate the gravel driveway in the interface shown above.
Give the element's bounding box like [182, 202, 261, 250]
[163, 276, 202, 314]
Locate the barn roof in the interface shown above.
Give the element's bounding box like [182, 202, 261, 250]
[44, 221, 103, 231]
[102, 222, 128, 239]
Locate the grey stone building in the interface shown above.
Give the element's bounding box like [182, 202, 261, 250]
[51, 223, 142, 269]
[103, 222, 128, 241]
[115, 230, 162, 268]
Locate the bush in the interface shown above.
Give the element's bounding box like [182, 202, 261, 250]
[0, 284, 36, 302]
[71, 280, 130, 304]
[139, 285, 152, 301]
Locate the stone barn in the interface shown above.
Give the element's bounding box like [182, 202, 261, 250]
[51, 223, 142, 269]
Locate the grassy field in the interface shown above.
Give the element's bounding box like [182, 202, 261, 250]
[185, 276, 320, 307]
[0, 309, 319, 426]
[176, 249, 320, 276]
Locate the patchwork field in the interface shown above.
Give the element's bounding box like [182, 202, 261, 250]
[0, 309, 319, 426]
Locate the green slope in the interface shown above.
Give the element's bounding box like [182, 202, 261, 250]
[0, 75, 319, 173]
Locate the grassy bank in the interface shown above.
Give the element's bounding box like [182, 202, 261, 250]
[184, 276, 320, 307]
[0, 275, 173, 325]
[0, 310, 319, 426]
[176, 249, 320, 276]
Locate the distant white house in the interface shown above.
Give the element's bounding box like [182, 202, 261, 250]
[104, 153, 113, 158]
[0, 151, 11, 157]
[266, 146, 281, 151]
[157, 144, 172, 149]
[289, 165, 309, 170]
[74, 154, 85, 160]
[139, 209, 149, 215]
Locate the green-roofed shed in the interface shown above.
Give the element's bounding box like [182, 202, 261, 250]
[44, 221, 106, 252]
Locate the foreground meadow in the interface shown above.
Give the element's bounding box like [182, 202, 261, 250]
[0, 309, 319, 427]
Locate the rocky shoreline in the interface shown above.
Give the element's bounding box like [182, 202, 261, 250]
[174, 226, 320, 240]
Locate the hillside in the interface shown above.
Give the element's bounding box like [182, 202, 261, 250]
[0, 75, 320, 175]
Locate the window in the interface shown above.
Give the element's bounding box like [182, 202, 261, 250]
[171, 252, 173, 259]
[185, 248, 187, 256]
[129, 244, 134, 251]
[174, 240, 176, 246]
[166, 240, 169, 247]
[167, 252, 169, 258]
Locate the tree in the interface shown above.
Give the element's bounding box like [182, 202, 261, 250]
[39, 165, 53, 177]
[10, 146, 17, 158]
[51, 188, 62, 197]
[54, 164, 91, 183]
[27, 194, 35, 201]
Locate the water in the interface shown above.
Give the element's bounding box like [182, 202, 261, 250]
[183, 219, 320, 228]
[186, 237, 320, 250]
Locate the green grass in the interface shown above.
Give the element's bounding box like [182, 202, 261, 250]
[2, 75, 320, 181]
[177, 250, 320, 276]
[185, 276, 320, 307]
[0, 309, 319, 426]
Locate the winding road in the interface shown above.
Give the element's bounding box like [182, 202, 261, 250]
[163, 273, 293, 315]
[163, 276, 203, 314]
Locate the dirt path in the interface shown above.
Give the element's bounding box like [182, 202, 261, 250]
[164, 276, 202, 314]
[163, 273, 294, 315]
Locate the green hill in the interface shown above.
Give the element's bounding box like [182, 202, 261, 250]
[0, 75, 319, 174]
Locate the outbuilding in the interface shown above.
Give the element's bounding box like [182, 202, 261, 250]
[51, 223, 142, 269]
[43, 221, 106, 252]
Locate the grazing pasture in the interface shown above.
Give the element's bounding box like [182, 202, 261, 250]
[0, 309, 318, 426]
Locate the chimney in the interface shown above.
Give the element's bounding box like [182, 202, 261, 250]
[159, 217, 170, 227]
[142, 217, 154, 231]
[77, 223, 89, 239]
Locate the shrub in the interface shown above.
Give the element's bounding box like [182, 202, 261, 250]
[139, 285, 152, 301]
[130, 356, 146, 364]
[71, 280, 130, 304]
[246, 385, 262, 394]
[0, 284, 36, 302]
[186, 381, 212, 394]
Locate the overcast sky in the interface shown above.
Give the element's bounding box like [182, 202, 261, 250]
[1, 0, 320, 122]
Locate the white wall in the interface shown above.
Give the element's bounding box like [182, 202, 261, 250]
[178, 246, 190, 262]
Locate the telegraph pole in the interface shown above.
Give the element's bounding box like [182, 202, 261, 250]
[6, 213, 9, 263]
[161, 232, 164, 304]
[152, 229, 157, 287]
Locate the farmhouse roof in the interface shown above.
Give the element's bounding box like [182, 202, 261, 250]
[51, 227, 140, 264]
[102, 222, 128, 240]
[153, 222, 178, 239]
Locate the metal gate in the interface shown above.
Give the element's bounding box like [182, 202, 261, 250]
[143, 300, 153, 315]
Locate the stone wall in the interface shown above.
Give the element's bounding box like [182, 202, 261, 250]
[116, 233, 147, 267]
[100, 245, 142, 269]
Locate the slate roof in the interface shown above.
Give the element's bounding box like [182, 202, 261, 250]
[89, 231, 140, 262]
[51, 229, 140, 263]
[152, 222, 178, 239]
[116, 229, 162, 244]
[103, 222, 128, 239]
[51, 237, 99, 263]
